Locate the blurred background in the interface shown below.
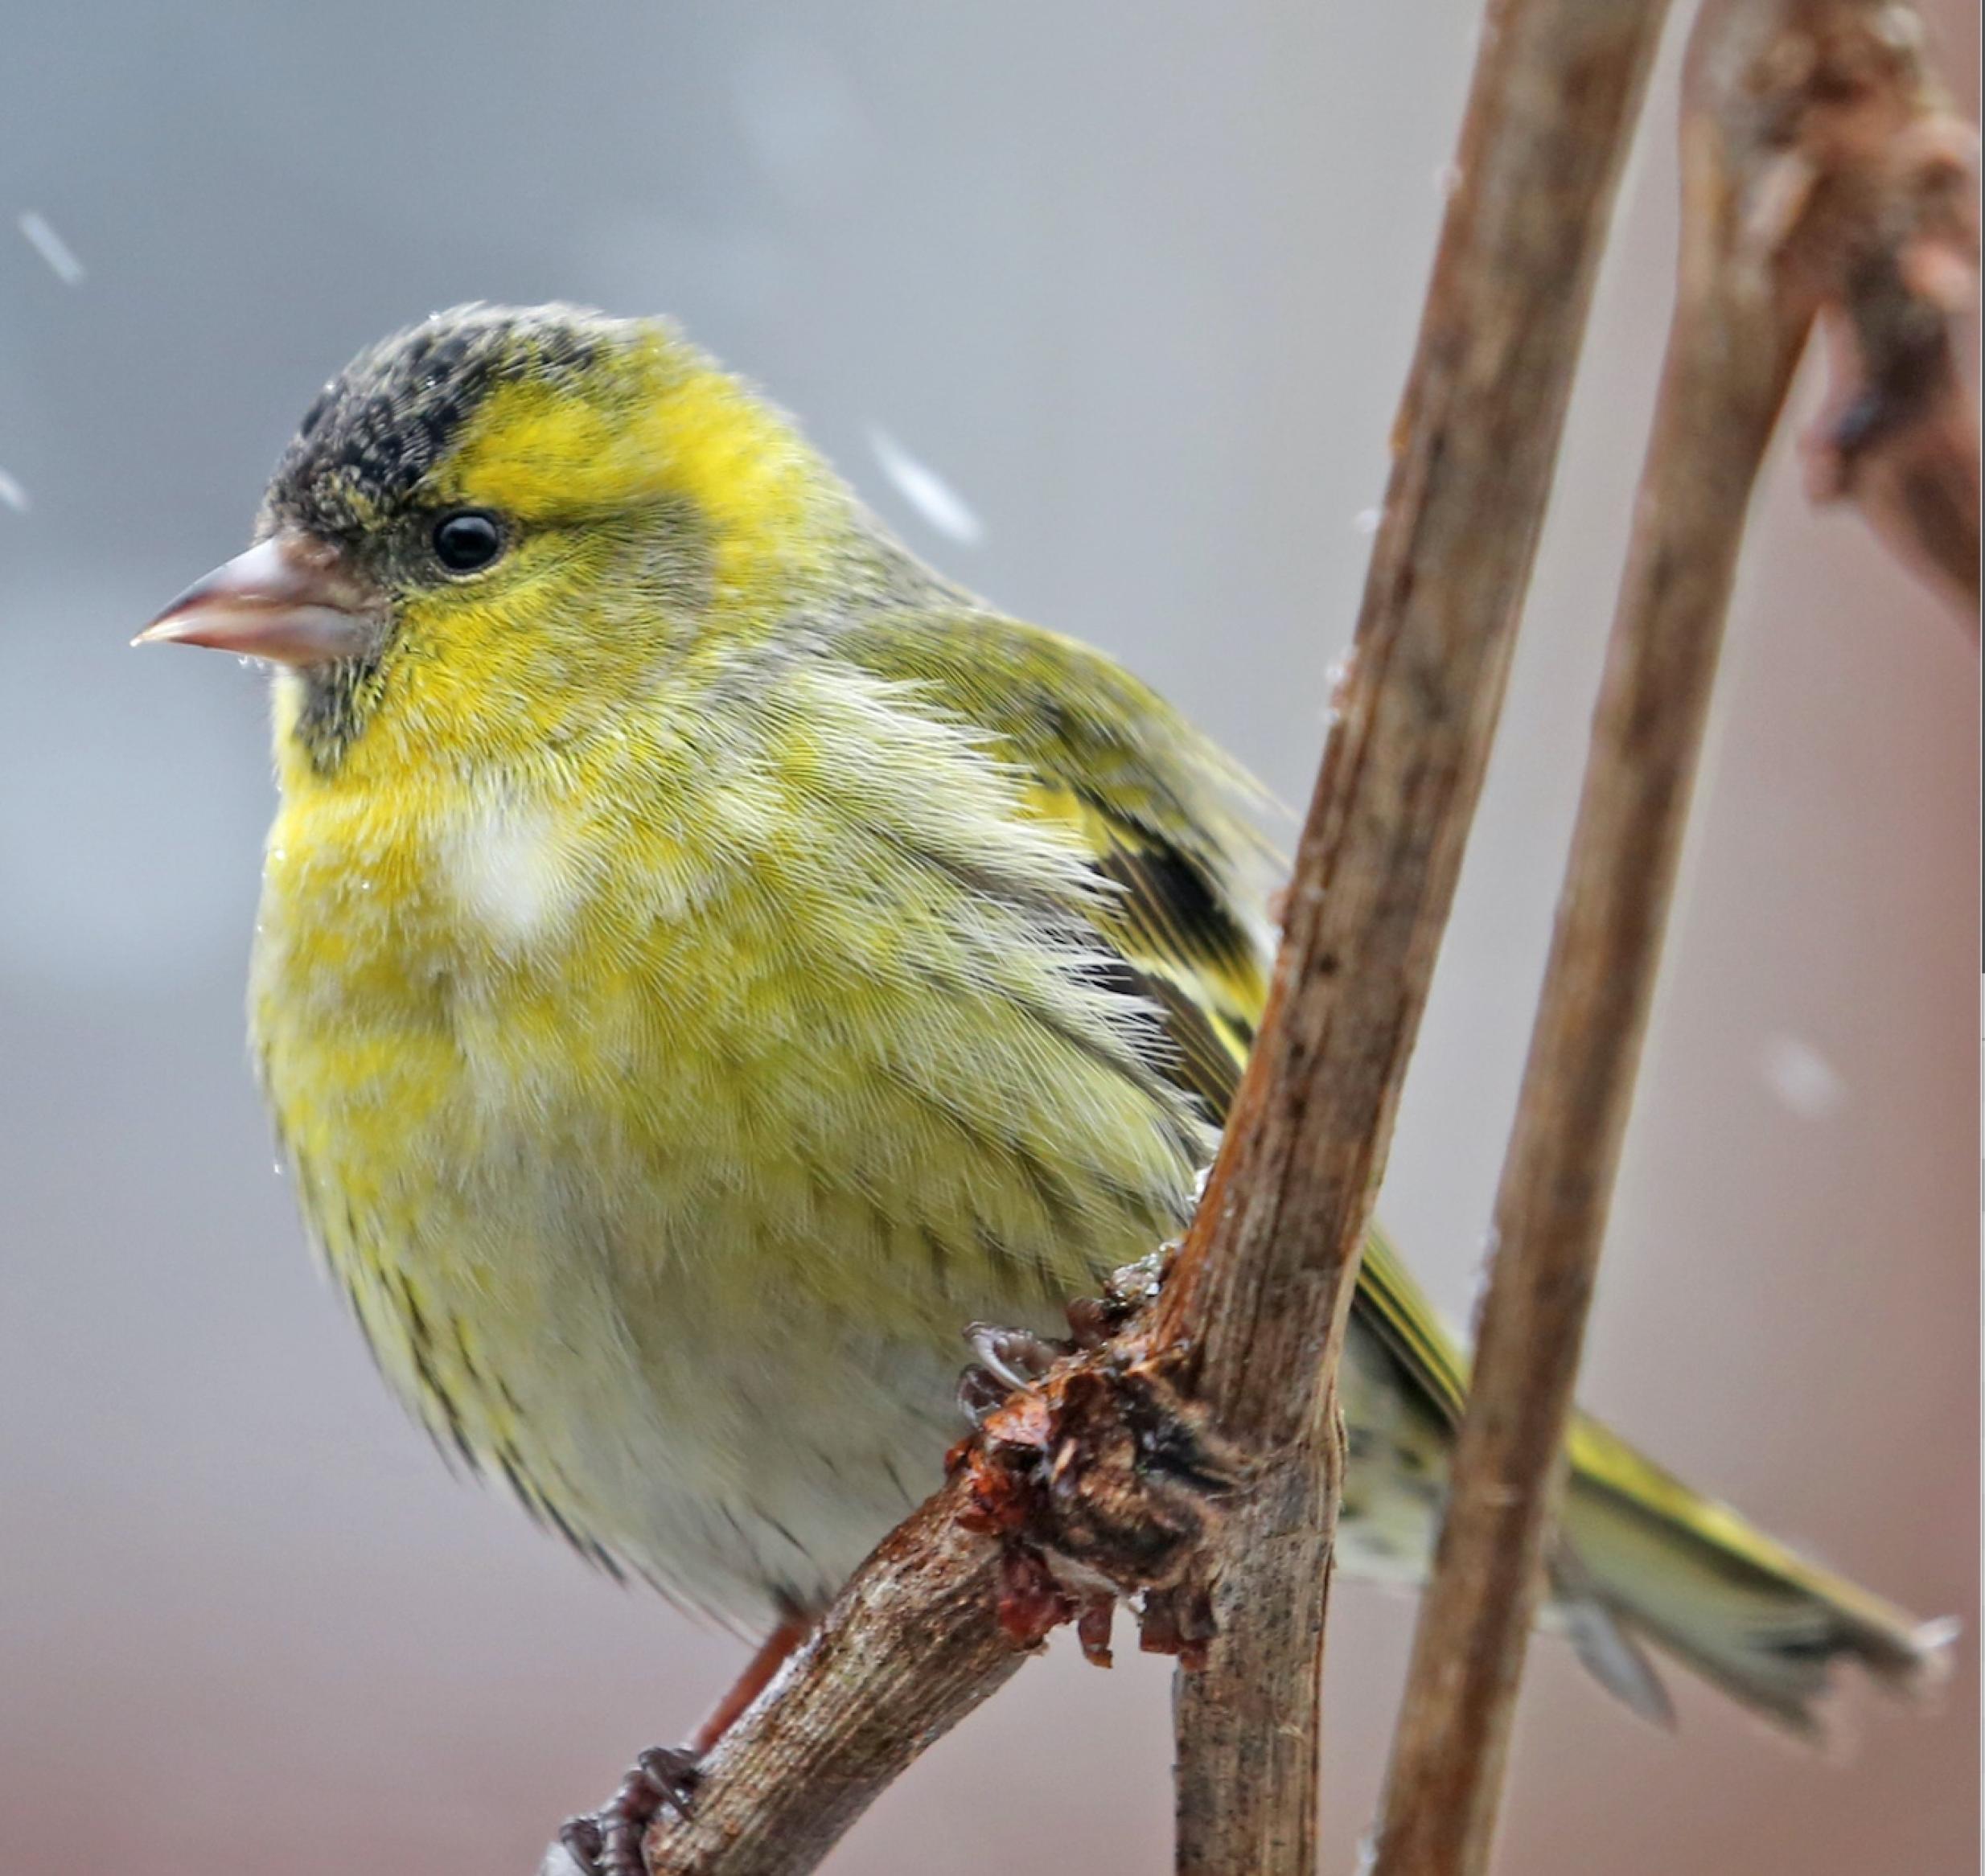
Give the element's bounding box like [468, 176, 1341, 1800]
[1, 3, 1976, 1872]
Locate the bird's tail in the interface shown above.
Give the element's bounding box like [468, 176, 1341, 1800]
[1555, 1413, 1955, 1738]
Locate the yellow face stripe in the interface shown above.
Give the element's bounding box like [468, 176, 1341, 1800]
[438, 335, 832, 601]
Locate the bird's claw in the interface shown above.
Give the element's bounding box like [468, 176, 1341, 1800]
[558, 1747, 701, 1876]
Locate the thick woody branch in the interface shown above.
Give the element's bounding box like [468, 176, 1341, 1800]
[1368, 6, 1973, 1874]
[1148, 1, 1674, 1867]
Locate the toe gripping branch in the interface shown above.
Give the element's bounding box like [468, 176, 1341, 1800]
[560, 1748, 701, 1876]
[952, 1254, 1248, 1672]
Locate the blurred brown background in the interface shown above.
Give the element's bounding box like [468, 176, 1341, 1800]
[0, 3, 1975, 1872]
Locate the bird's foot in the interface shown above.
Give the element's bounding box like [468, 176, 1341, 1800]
[557, 1747, 701, 1876]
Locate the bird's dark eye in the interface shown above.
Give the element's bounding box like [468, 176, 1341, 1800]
[429, 509, 505, 574]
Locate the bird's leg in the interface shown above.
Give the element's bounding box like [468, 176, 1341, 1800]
[558, 1612, 813, 1876]
[686, 1611, 813, 1751]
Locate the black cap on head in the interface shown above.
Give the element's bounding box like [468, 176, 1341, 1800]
[265, 302, 619, 540]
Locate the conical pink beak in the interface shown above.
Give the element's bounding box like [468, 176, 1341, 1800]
[134, 531, 382, 666]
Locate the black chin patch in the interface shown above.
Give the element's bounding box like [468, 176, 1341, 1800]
[289, 654, 388, 778]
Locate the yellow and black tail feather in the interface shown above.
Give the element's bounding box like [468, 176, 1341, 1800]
[1562, 1418, 1951, 1735]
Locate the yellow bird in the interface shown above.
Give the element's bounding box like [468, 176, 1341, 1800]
[140, 304, 1945, 1864]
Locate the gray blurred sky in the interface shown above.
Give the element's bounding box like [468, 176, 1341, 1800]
[1, 4, 1976, 1873]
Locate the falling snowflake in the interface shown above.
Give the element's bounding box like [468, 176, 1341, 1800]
[867, 425, 984, 546]
[18, 210, 84, 285]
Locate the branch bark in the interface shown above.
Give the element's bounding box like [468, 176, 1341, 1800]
[622, 1483, 1023, 1874]
[1792, 16, 1980, 617]
[1148, 1, 1673, 1866]
[1370, 6, 1975, 1874]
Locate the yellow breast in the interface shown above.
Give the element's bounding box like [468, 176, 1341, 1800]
[249, 653, 1210, 1611]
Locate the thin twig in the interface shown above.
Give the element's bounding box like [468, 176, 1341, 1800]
[1368, 6, 1972, 1873]
[1147, 1, 1675, 1866]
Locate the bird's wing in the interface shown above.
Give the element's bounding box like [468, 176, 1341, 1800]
[838, 607, 1469, 1423]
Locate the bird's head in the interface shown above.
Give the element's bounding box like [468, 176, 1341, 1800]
[138, 303, 852, 782]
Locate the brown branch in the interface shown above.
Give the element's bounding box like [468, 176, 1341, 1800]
[1367, 6, 1971, 1874]
[623, 1480, 1025, 1875]
[1147, 1, 1674, 1867]
[1795, 38, 1980, 616]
